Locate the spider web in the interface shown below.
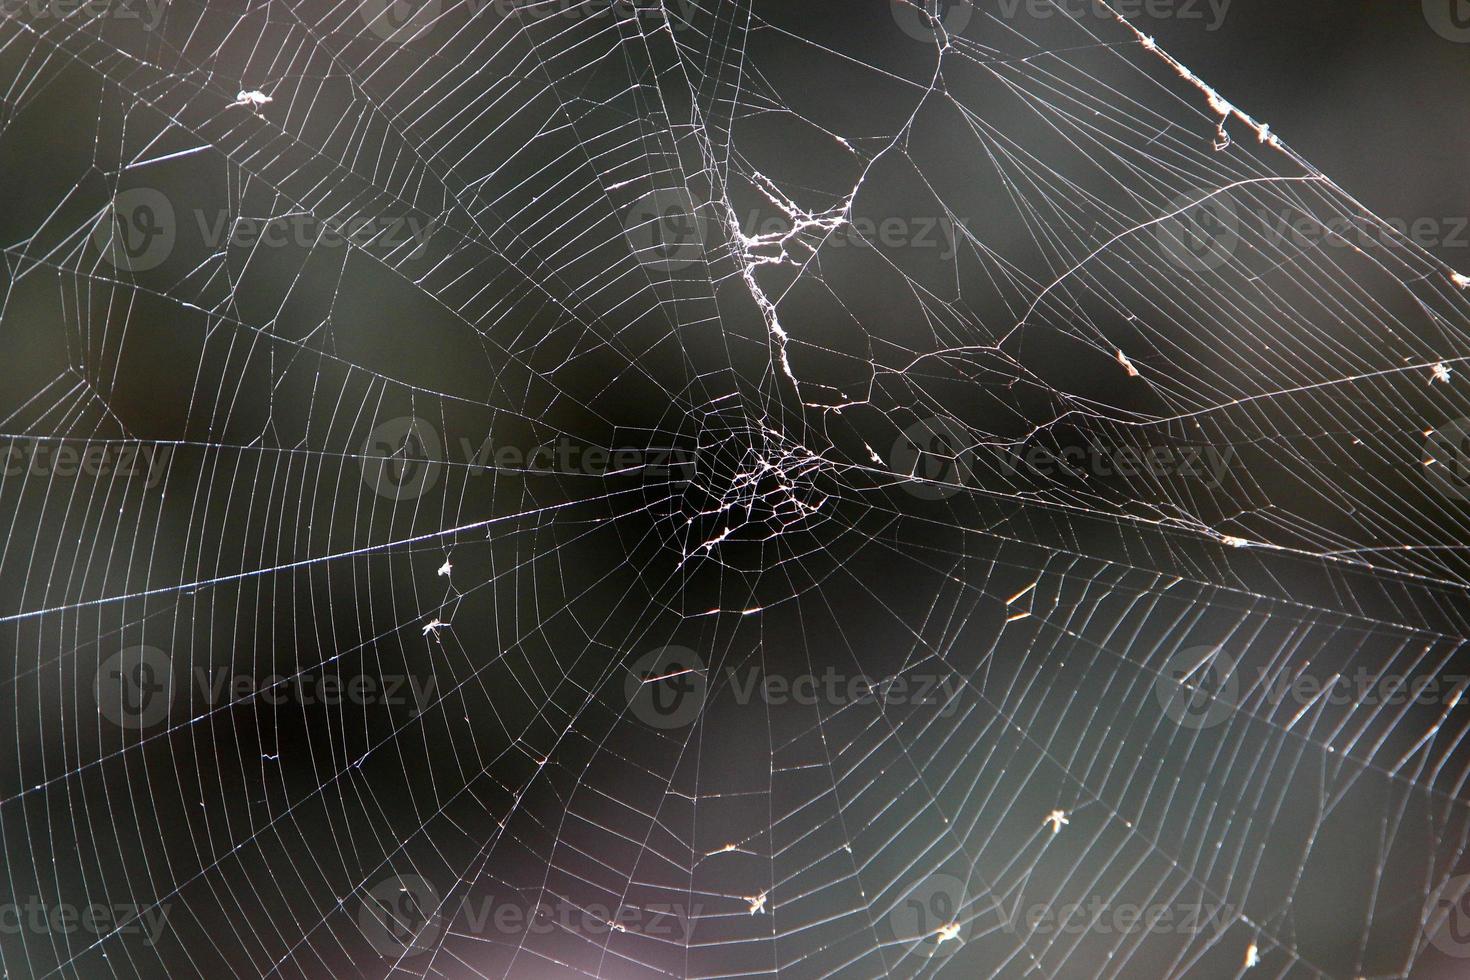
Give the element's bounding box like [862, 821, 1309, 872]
[2, 0, 1470, 977]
